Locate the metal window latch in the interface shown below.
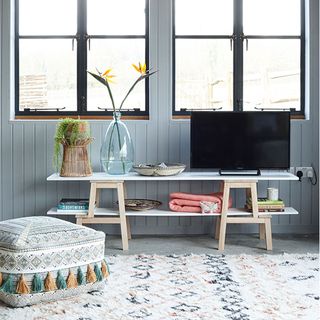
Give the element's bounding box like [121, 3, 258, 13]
[240, 33, 249, 50]
[230, 34, 236, 51]
[180, 107, 223, 112]
[254, 107, 296, 112]
[84, 35, 91, 51]
[24, 107, 66, 112]
[97, 107, 141, 112]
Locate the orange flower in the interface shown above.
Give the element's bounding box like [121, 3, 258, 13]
[102, 68, 115, 83]
[132, 62, 147, 75]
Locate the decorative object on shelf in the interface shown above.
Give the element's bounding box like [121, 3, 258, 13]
[0, 216, 109, 307]
[100, 111, 134, 175]
[267, 187, 279, 201]
[54, 118, 93, 177]
[119, 199, 162, 211]
[88, 63, 156, 175]
[246, 197, 285, 212]
[200, 201, 220, 214]
[57, 198, 89, 213]
[169, 192, 232, 213]
[133, 163, 186, 176]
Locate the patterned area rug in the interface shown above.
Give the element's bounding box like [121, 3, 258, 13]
[0, 254, 318, 320]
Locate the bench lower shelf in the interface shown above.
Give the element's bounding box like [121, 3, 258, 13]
[47, 207, 298, 217]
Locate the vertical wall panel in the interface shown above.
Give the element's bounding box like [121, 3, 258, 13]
[12, 124, 24, 218]
[35, 123, 47, 216]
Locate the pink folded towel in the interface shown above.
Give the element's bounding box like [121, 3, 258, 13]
[169, 192, 232, 213]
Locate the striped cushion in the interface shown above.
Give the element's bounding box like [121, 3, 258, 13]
[0, 216, 108, 307]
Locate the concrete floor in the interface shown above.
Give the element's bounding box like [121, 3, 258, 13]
[105, 233, 319, 255]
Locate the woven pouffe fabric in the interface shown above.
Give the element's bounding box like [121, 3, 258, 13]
[0, 216, 109, 307]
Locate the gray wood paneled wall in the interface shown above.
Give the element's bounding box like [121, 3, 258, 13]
[0, 0, 319, 235]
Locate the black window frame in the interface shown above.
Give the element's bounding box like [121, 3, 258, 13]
[15, 0, 150, 118]
[172, 0, 305, 117]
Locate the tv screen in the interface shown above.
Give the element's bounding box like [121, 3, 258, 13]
[191, 111, 290, 170]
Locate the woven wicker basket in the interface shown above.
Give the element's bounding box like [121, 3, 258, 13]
[60, 145, 92, 177]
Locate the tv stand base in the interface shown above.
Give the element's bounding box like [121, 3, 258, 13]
[219, 169, 261, 176]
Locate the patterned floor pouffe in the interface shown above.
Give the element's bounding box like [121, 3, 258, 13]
[0, 216, 109, 307]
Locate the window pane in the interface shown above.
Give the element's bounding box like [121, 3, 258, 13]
[175, 40, 233, 111]
[243, 0, 301, 35]
[19, 0, 77, 35]
[175, 0, 233, 35]
[19, 39, 77, 111]
[87, 39, 146, 111]
[88, 0, 146, 35]
[243, 39, 300, 111]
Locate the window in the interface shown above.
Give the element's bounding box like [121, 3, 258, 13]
[15, 0, 149, 118]
[173, 0, 305, 116]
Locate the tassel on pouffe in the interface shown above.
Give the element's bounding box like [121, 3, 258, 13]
[56, 271, 67, 289]
[77, 267, 86, 285]
[0, 272, 2, 286]
[66, 270, 78, 288]
[0, 275, 14, 294]
[32, 274, 44, 293]
[101, 261, 109, 278]
[16, 274, 30, 294]
[44, 272, 57, 291]
[94, 264, 103, 282]
[86, 264, 97, 283]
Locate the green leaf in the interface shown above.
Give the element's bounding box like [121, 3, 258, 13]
[87, 71, 116, 112]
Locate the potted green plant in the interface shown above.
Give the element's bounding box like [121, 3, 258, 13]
[54, 118, 93, 177]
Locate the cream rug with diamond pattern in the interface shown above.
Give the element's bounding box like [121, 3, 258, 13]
[0, 254, 318, 320]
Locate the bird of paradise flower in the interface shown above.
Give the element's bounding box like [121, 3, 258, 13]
[87, 62, 156, 113]
[87, 63, 156, 174]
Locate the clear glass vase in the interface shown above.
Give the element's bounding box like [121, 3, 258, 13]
[100, 112, 134, 175]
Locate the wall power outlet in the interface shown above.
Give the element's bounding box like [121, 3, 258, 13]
[295, 167, 314, 179]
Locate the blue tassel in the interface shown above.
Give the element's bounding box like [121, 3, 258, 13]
[32, 274, 44, 292]
[0, 275, 14, 294]
[56, 271, 67, 289]
[94, 264, 103, 281]
[77, 267, 86, 285]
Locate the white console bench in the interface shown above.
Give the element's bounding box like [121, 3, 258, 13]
[47, 171, 298, 251]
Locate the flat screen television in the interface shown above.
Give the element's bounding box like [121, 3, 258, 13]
[190, 111, 290, 171]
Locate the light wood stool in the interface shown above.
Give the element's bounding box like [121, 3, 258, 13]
[76, 180, 131, 251]
[215, 180, 272, 251]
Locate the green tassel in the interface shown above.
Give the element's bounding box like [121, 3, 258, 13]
[56, 271, 67, 289]
[77, 267, 86, 285]
[104, 259, 111, 275]
[32, 274, 44, 293]
[94, 264, 103, 281]
[0, 275, 14, 294]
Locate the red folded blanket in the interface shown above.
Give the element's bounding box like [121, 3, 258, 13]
[169, 192, 232, 213]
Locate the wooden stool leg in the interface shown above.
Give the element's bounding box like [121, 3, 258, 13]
[95, 188, 101, 208]
[264, 218, 273, 250]
[76, 217, 83, 225]
[215, 217, 220, 240]
[126, 216, 132, 240]
[123, 183, 131, 240]
[259, 223, 266, 240]
[117, 182, 129, 251]
[88, 183, 97, 218]
[218, 185, 230, 251]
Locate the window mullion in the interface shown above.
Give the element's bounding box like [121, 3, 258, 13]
[77, 0, 87, 114]
[233, 0, 243, 111]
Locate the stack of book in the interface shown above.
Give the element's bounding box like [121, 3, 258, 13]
[246, 198, 285, 212]
[57, 198, 89, 213]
